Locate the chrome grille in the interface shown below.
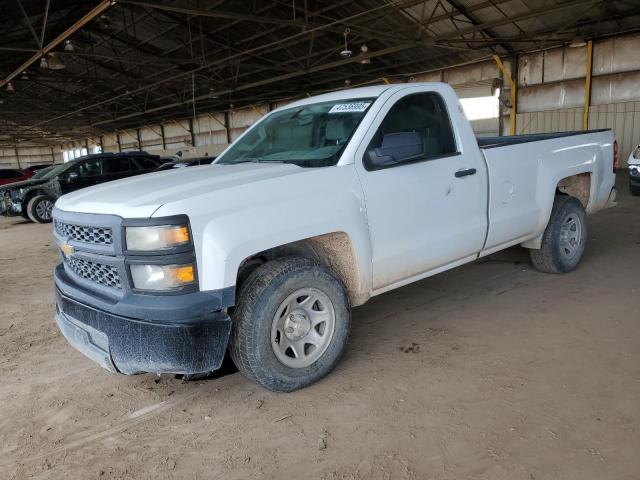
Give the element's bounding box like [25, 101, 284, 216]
[55, 220, 113, 245]
[66, 257, 122, 290]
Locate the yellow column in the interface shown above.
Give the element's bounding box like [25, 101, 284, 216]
[493, 54, 517, 135]
[583, 40, 593, 130]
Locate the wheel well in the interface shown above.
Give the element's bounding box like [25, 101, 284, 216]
[236, 232, 365, 306]
[22, 189, 47, 206]
[556, 173, 591, 208]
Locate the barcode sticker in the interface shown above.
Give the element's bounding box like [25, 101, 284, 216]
[328, 102, 371, 114]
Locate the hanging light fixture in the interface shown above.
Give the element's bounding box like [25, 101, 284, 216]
[569, 37, 587, 48]
[6, 82, 15, 92]
[340, 28, 353, 58]
[47, 53, 66, 70]
[359, 44, 371, 65]
[39, 56, 49, 69]
[64, 39, 75, 52]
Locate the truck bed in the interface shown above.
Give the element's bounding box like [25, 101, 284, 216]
[477, 129, 611, 149]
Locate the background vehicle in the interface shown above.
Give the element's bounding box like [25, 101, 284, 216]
[0, 152, 162, 223]
[154, 156, 215, 171]
[52, 84, 617, 392]
[0, 168, 33, 186]
[629, 144, 640, 195]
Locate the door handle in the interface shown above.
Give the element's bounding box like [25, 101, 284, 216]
[455, 168, 477, 178]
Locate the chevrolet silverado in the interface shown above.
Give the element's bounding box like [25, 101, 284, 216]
[52, 83, 618, 392]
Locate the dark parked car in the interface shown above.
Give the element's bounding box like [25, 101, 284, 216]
[154, 156, 215, 171]
[0, 152, 163, 223]
[0, 168, 33, 186]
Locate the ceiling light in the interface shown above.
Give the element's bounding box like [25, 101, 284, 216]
[64, 39, 75, 52]
[340, 28, 352, 58]
[47, 53, 66, 70]
[569, 37, 587, 48]
[39, 57, 48, 69]
[6, 82, 15, 92]
[359, 44, 371, 64]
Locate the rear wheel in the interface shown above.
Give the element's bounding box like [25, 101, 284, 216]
[229, 257, 351, 392]
[27, 195, 55, 223]
[530, 196, 587, 273]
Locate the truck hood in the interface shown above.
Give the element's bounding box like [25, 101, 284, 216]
[55, 162, 304, 217]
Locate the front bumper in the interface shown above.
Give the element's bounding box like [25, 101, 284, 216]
[54, 265, 233, 375]
[0, 193, 21, 216]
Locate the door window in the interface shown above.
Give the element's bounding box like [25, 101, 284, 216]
[68, 158, 102, 177]
[0, 169, 23, 179]
[103, 157, 131, 174]
[132, 157, 160, 170]
[364, 92, 457, 171]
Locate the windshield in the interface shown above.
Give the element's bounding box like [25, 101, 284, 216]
[31, 166, 55, 179]
[37, 161, 76, 180]
[216, 98, 376, 167]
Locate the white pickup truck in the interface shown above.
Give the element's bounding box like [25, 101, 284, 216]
[52, 83, 618, 391]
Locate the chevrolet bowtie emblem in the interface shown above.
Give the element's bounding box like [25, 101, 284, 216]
[61, 242, 74, 258]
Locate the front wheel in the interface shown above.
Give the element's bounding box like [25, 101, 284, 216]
[530, 196, 587, 273]
[630, 180, 640, 196]
[27, 195, 55, 223]
[229, 257, 351, 392]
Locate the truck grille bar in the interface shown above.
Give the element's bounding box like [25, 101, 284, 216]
[55, 220, 113, 246]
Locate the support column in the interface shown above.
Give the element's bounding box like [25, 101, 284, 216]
[136, 128, 142, 150]
[160, 124, 167, 150]
[224, 111, 232, 145]
[116, 132, 122, 152]
[493, 54, 517, 135]
[583, 40, 593, 130]
[188, 118, 196, 147]
[14, 146, 21, 169]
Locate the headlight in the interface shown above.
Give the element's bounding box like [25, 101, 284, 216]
[130, 263, 196, 291]
[125, 225, 190, 251]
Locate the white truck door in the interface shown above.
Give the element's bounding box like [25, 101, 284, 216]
[355, 86, 488, 292]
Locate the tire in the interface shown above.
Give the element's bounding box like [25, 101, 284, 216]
[630, 181, 640, 196]
[27, 195, 55, 223]
[229, 257, 351, 392]
[530, 195, 587, 273]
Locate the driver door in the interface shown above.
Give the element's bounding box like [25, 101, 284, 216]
[355, 87, 488, 292]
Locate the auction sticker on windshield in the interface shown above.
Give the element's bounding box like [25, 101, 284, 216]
[328, 102, 371, 114]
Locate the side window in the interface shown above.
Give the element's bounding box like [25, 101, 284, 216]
[69, 158, 102, 177]
[132, 157, 160, 170]
[103, 157, 131, 174]
[0, 170, 22, 179]
[364, 92, 457, 171]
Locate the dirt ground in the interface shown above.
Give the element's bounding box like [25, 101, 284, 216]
[1, 180, 638, 480]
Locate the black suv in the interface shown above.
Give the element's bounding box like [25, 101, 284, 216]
[0, 152, 163, 223]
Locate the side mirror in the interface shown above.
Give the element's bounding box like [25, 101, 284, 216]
[367, 132, 425, 167]
[66, 171, 79, 182]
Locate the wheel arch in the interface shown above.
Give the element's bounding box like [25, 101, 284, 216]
[522, 170, 593, 249]
[235, 232, 369, 307]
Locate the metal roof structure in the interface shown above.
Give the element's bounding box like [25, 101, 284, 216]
[2, 0, 640, 145]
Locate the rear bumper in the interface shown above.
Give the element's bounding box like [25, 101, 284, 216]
[54, 266, 233, 375]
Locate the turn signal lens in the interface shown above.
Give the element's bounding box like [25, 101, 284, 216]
[126, 225, 190, 251]
[130, 263, 196, 291]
